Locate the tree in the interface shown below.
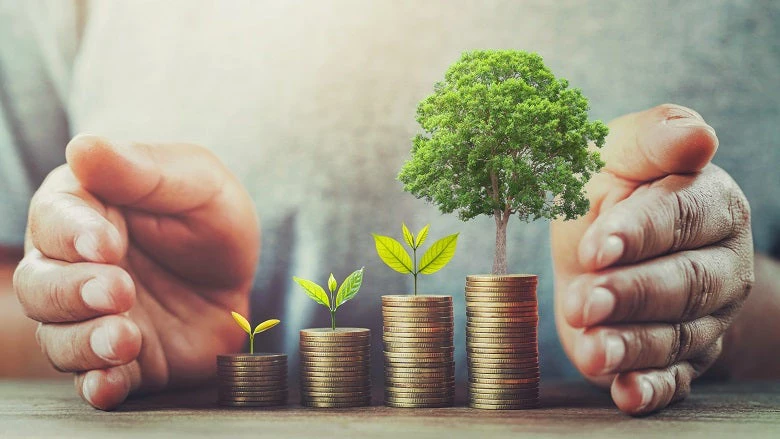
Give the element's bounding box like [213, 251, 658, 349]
[398, 50, 608, 274]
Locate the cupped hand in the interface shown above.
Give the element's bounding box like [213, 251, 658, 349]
[13, 135, 259, 410]
[552, 104, 754, 415]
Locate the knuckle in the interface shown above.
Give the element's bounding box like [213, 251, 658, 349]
[677, 255, 716, 320]
[12, 259, 36, 317]
[670, 366, 692, 402]
[670, 189, 706, 251]
[675, 322, 696, 363]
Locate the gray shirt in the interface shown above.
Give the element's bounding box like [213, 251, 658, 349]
[1, 0, 778, 380]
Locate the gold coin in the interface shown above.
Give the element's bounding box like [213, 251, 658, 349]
[217, 353, 286, 361]
[468, 381, 538, 389]
[467, 358, 539, 367]
[299, 346, 370, 354]
[466, 273, 539, 282]
[300, 328, 370, 337]
[384, 325, 452, 333]
[465, 288, 536, 296]
[301, 400, 370, 408]
[301, 394, 371, 405]
[385, 396, 453, 404]
[383, 342, 453, 350]
[383, 320, 453, 328]
[384, 351, 452, 359]
[300, 356, 370, 363]
[382, 294, 452, 303]
[216, 367, 288, 374]
[469, 377, 539, 385]
[469, 401, 539, 410]
[469, 369, 540, 377]
[385, 401, 453, 408]
[385, 387, 455, 395]
[302, 375, 371, 383]
[383, 380, 454, 388]
[383, 318, 453, 325]
[467, 351, 538, 360]
[383, 345, 453, 352]
[384, 365, 453, 374]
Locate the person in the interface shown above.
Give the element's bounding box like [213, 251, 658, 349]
[1, 0, 778, 415]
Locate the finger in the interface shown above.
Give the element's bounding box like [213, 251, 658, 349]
[578, 165, 750, 270]
[611, 341, 721, 415]
[28, 165, 126, 263]
[601, 103, 718, 182]
[14, 250, 135, 323]
[75, 362, 142, 411]
[565, 245, 750, 327]
[65, 134, 228, 214]
[571, 313, 730, 377]
[37, 315, 142, 372]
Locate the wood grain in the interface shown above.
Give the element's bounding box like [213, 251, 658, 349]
[0, 379, 778, 438]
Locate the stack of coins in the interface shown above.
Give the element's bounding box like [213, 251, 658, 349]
[299, 328, 372, 408]
[216, 353, 288, 407]
[465, 274, 539, 410]
[382, 295, 455, 408]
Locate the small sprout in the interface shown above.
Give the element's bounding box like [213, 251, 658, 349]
[373, 223, 458, 295]
[293, 267, 365, 330]
[231, 311, 280, 354]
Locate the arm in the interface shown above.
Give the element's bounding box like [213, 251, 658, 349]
[0, 247, 63, 378]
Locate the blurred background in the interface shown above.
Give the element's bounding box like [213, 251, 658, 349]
[1, 0, 778, 383]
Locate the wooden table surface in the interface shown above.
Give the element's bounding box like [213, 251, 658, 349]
[1, 379, 778, 438]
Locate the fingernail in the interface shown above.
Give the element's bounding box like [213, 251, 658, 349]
[75, 233, 101, 261]
[667, 116, 717, 134]
[602, 334, 625, 374]
[90, 325, 118, 361]
[82, 373, 100, 407]
[596, 235, 624, 268]
[81, 279, 113, 311]
[583, 287, 615, 326]
[637, 376, 655, 411]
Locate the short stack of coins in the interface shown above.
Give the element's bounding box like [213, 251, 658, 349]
[382, 295, 455, 408]
[465, 274, 540, 410]
[299, 328, 372, 408]
[216, 353, 288, 407]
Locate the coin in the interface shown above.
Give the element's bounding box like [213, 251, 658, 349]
[469, 376, 539, 384]
[302, 400, 371, 408]
[384, 379, 454, 388]
[382, 294, 452, 303]
[385, 396, 453, 404]
[469, 401, 539, 410]
[302, 376, 371, 384]
[384, 351, 452, 359]
[299, 347, 371, 355]
[383, 326, 451, 333]
[301, 395, 372, 403]
[300, 327, 370, 337]
[300, 356, 370, 364]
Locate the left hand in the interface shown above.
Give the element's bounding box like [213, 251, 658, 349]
[551, 104, 754, 415]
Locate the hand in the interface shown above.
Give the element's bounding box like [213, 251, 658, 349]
[551, 104, 754, 415]
[13, 135, 259, 410]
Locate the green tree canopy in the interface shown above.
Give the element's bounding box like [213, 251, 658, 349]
[398, 50, 608, 274]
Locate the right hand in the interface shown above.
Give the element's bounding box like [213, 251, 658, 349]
[13, 135, 260, 410]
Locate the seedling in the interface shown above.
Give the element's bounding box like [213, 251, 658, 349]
[231, 311, 280, 354]
[293, 267, 365, 330]
[373, 223, 458, 296]
[398, 50, 608, 274]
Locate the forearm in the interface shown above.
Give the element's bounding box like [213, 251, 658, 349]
[0, 247, 64, 378]
[713, 253, 780, 379]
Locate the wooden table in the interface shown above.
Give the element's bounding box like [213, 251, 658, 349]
[1, 379, 778, 438]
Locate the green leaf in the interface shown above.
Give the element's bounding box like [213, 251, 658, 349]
[292, 276, 330, 308]
[415, 224, 430, 248]
[372, 234, 413, 274]
[418, 233, 459, 275]
[328, 273, 337, 294]
[253, 319, 280, 334]
[401, 223, 415, 249]
[231, 311, 251, 335]
[335, 267, 364, 309]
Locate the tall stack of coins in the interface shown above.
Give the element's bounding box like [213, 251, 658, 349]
[299, 328, 372, 408]
[382, 295, 455, 408]
[216, 353, 288, 407]
[465, 274, 539, 410]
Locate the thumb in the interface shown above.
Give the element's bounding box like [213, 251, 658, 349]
[552, 103, 720, 278]
[65, 134, 227, 214]
[601, 103, 719, 182]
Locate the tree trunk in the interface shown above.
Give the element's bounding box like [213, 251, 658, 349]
[492, 215, 508, 275]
